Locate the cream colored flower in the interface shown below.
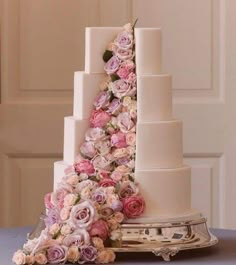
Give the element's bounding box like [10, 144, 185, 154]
[61, 224, 73, 236]
[67, 246, 80, 263]
[96, 249, 116, 263]
[60, 207, 71, 221]
[63, 194, 77, 207]
[114, 212, 124, 223]
[66, 175, 79, 186]
[92, 237, 104, 250]
[107, 218, 119, 230]
[49, 223, 60, 235]
[100, 76, 111, 91]
[80, 186, 92, 200]
[12, 250, 26, 265]
[25, 255, 35, 264]
[34, 253, 47, 265]
[110, 229, 123, 241]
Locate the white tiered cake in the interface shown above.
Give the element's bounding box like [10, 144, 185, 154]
[54, 27, 199, 221]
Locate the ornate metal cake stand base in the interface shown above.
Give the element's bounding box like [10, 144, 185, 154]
[109, 215, 218, 261]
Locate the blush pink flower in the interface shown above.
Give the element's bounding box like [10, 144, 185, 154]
[89, 219, 109, 241]
[51, 189, 69, 209]
[126, 132, 136, 146]
[80, 141, 96, 158]
[111, 131, 127, 148]
[74, 160, 95, 175]
[104, 56, 120, 75]
[114, 48, 134, 61]
[44, 193, 54, 209]
[90, 110, 111, 128]
[122, 195, 145, 218]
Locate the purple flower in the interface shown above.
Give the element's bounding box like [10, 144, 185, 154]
[80, 245, 97, 262]
[80, 141, 96, 159]
[47, 244, 68, 264]
[110, 79, 136, 99]
[114, 31, 133, 50]
[94, 91, 111, 110]
[111, 200, 123, 212]
[107, 98, 122, 115]
[44, 208, 61, 227]
[92, 188, 107, 204]
[104, 56, 120, 75]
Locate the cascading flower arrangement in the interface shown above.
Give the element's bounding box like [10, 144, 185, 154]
[13, 22, 145, 265]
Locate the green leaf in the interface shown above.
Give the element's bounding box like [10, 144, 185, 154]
[103, 50, 113, 62]
[74, 195, 81, 205]
[128, 175, 135, 182]
[110, 74, 120, 82]
[52, 230, 61, 240]
[115, 182, 121, 193]
[90, 175, 99, 182]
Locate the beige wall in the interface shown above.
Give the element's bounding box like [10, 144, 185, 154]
[1, 0, 236, 229]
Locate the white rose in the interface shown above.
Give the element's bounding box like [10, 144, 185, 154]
[12, 250, 26, 265]
[34, 253, 47, 265]
[63, 194, 77, 207]
[110, 229, 123, 240]
[60, 207, 71, 221]
[49, 223, 60, 235]
[61, 224, 73, 235]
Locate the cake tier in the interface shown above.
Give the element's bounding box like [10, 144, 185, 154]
[135, 120, 183, 169]
[54, 160, 69, 190]
[73, 72, 104, 119]
[135, 166, 191, 217]
[85, 27, 122, 73]
[63, 117, 89, 164]
[135, 28, 161, 75]
[137, 74, 172, 122]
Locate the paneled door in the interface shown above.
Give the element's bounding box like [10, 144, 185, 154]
[1, 0, 236, 229]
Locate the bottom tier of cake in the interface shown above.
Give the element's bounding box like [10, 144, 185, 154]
[134, 166, 195, 221]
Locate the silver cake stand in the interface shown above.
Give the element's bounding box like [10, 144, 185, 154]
[109, 214, 218, 261]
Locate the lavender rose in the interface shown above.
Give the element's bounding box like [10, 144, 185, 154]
[63, 229, 90, 247]
[80, 141, 96, 158]
[114, 31, 133, 50]
[117, 112, 135, 133]
[107, 98, 122, 115]
[69, 201, 96, 229]
[114, 47, 134, 61]
[92, 188, 107, 204]
[44, 208, 61, 227]
[94, 91, 111, 110]
[104, 56, 120, 75]
[46, 245, 68, 264]
[80, 245, 97, 262]
[110, 79, 136, 99]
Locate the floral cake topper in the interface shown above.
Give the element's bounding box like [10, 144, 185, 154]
[13, 21, 145, 265]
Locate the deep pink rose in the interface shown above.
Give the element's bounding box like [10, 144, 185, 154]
[99, 178, 117, 187]
[94, 91, 111, 110]
[114, 31, 133, 50]
[74, 160, 95, 175]
[122, 195, 145, 218]
[117, 67, 130, 79]
[104, 56, 120, 75]
[44, 193, 54, 209]
[107, 99, 122, 115]
[90, 110, 111, 128]
[111, 131, 127, 148]
[89, 219, 109, 241]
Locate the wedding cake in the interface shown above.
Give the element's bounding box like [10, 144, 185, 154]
[13, 23, 209, 265]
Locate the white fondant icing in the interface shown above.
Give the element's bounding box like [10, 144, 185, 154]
[53, 160, 69, 190]
[135, 166, 191, 217]
[135, 120, 183, 169]
[135, 28, 161, 75]
[85, 27, 123, 74]
[137, 74, 172, 122]
[73, 72, 105, 119]
[63, 117, 89, 164]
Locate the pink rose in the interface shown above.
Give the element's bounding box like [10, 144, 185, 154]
[80, 141, 96, 158]
[117, 60, 135, 79]
[107, 98, 122, 115]
[110, 171, 122, 181]
[110, 79, 136, 99]
[44, 193, 54, 209]
[126, 132, 136, 146]
[89, 219, 109, 241]
[95, 140, 111, 155]
[92, 155, 112, 171]
[114, 31, 133, 50]
[104, 56, 120, 75]
[85, 128, 106, 142]
[94, 91, 111, 110]
[63, 230, 90, 247]
[111, 131, 127, 148]
[99, 178, 117, 188]
[122, 195, 145, 218]
[90, 110, 111, 128]
[117, 112, 135, 133]
[74, 160, 95, 175]
[126, 72, 137, 85]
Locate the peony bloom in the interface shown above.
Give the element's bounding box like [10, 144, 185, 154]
[44, 193, 54, 210]
[51, 188, 68, 209]
[90, 109, 111, 128]
[122, 195, 145, 218]
[89, 219, 109, 241]
[46, 245, 68, 264]
[99, 178, 117, 188]
[74, 160, 95, 175]
[94, 91, 111, 110]
[91, 237, 104, 250]
[63, 229, 90, 247]
[80, 141, 97, 159]
[104, 56, 120, 75]
[69, 201, 96, 229]
[80, 245, 98, 262]
[92, 155, 112, 171]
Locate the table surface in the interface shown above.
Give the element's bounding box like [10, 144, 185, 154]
[0, 227, 236, 265]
